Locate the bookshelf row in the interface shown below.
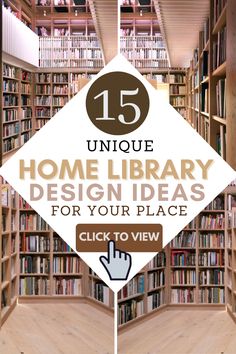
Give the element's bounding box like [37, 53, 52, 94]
[118, 186, 236, 329]
[142, 69, 187, 119]
[1, 61, 99, 159]
[1, 61, 188, 161]
[0, 182, 113, 326]
[39, 36, 103, 68]
[186, 0, 236, 168]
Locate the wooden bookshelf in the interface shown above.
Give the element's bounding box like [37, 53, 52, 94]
[186, 0, 236, 168]
[142, 69, 187, 119]
[0, 180, 113, 327]
[118, 252, 166, 330]
[0, 181, 19, 326]
[225, 183, 236, 323]
[118, 193, 228, 331]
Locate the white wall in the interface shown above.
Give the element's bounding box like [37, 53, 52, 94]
[2, 6, 39, 67]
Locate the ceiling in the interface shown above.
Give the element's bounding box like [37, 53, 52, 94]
[88, 0, 118, 64]
[154, 0, 209, 67]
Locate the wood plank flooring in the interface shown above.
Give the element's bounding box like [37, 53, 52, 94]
[118, 310, 236, 354]
[0, 303, 114, 354]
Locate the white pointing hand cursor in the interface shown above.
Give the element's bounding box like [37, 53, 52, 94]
[100, 240, 132, 281]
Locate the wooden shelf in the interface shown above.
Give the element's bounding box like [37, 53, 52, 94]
[212, 115, 227, 125]
[212, 62, 226, 77]
[212, 5, 227, 35]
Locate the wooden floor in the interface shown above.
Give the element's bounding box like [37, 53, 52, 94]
[0, 303, 114, 354]
[118, 310, 236, 354]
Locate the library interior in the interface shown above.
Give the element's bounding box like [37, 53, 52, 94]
[1, 0, 236, 353]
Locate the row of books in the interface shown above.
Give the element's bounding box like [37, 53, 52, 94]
[53, 256, 80, 274]
[227, 210, 236, 229]
[19, 196, 31, 209]
[36, 107, 51, 117]
[3, 63, 18, 79]
[199, 233, 224, 248]
[20, 213, 50, 231]
[213, 27, 226, 70]
[171, 288, 225, 304]
[147, 252, 166, 269]
[21, 132, 32, 145]
[90, 282, 110, 306]
[53, 237, 74, 252]
[54, 278, 82, 295]
[148, 270, 165, 290]
[52, 96, 69, 106]
[171, 270, 196, 285]
[39, 59, 103, 69]
[205, 196, 224, 210]
[19, 277, 83, 296]
[169, 74, 186, 84]
[133, 59, 169, 69]
[22, 107, 32, 119]
[22, 71, 31, 82]
[21, 83, 31, 94]
[171, 288, 195, 304]
[170, 96, 185, 107]
[216, 78, 226, 118]
[3, 137, 20, 153]
[170, 231, 196, 248]
[171, 251, 196, 266]
[3, 109, 18, 123]
[200, 214, 224, 229]
[198, 251, 224, 267]
[21, 96, 31, 106]
[19, 277, 43, 295]
[216, 126, 226, 159]
[35, 96, 51, 106]
[3, 122, 20, 138]
[3, 95, 18, 107]
[36, 119, 50, 129]
[170, 85, 186, 95]
[22, 120, 32, 132]
[3, 80, 19, 92]
[227, 194, 236, 210]
[201, 17, 209, 50]
[20, 256, 50, 274]
[53, 85, 69, 94]
[118, 299, 144, 325]
[201, 51, 208, 81]
[2, 236, 8, 258]
[199, 269, 224, 285]
[201, 86, 209, 113]
[199, 287, 225, 304]
[118, 274, 145, 300]
[20, 235, 50, 253]
[36, 85, 51, 95]
[36, 73, 51, 83]
[147, 289, 165, 312]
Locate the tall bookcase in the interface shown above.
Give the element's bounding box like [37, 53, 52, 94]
[118, 252, 166, 329]
[118, 193, 228, 331]
[1, 182, 19, 326]
[0, 181, 113, 327]
[226, 183, 236, 323]
[142, 69, 187, 119]
[186, 0, 236, 169]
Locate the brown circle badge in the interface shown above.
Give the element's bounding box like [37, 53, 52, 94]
[86, 71, 150, 135]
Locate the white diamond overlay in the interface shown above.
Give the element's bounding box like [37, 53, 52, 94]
[0, 55, 235, 292]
